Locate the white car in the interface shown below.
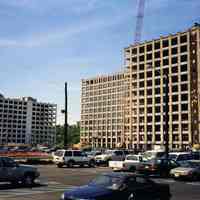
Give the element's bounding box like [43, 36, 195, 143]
[53, 149, 95, 168]
[170, 160, 200, 180]
[142, 150, 166, 161]
[109, 154, 143, 171]
[95, 150, 127, 166]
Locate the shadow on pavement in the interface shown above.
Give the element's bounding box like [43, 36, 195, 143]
[0, 182, 47, 190]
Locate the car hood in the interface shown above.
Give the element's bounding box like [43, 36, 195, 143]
[63, 185, 113, 199]
[19, 164, 37, 171]
[171, 167, 194, 173]
[95, 154, 110, 159]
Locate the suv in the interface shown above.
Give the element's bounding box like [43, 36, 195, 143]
[0, 157, 40, 185]
[53, 150, 96, 168]
[168, 152, 193, 164]
[95, 150, 127, 166]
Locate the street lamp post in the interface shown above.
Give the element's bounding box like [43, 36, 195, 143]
[61, 82, 68, 149]
[163, 73, 169, 160]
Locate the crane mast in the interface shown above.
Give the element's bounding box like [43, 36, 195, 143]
[134, 0, 146, 44]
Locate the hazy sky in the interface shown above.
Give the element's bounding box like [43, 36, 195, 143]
[0, 0, 199, 124]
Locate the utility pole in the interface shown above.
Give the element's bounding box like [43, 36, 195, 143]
[164, 74, 169, 159]
[64, 82, 68, 149]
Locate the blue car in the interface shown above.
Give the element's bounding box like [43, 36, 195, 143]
[60, 172, 171, 200]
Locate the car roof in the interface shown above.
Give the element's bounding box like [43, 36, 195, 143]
[169, 152, 191, 155]
[126, 154, 141, 157]
[57, 149, 81, 152]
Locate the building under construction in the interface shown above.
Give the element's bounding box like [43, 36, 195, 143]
[80, 23, 200, 150]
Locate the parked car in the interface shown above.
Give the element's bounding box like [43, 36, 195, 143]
[170, 160, 200, 180]
[60, 172, 171, 200]
[191, 151, 200, 160]
[95, 150, 128, 166]
[0, 156, 40, 186]
[168, 152, 193, 164]
[53, 149, 96, 168]
[109, 154, 143, 172]
[137, 158, 180, 177]
[142, 150, 166, 161]
[86, 151, 102, 159]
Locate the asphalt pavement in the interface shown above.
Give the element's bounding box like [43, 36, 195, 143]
[0, 164, 199, 200]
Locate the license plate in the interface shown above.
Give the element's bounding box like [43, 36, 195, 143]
[145, 166, 149, 169]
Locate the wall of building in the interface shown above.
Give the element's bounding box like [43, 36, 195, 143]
[80, 24, 200, 150]
[0, 95, 57, 146]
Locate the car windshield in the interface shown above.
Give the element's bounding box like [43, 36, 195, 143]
[89, 175, 123, 190]
[181, 161, 200, 168]
[104, 150, 113, 155]
[168, 154, 177, 160]
[142, 151, 157, 161]
[54, 150, 64, 157]
[126, 155, 138, 161]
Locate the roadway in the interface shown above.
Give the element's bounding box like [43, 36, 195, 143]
[0, 164, 199, 200]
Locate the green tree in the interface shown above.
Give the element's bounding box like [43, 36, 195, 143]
[56, 122, 80, 148]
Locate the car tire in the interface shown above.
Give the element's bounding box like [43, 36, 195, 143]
[192, 173, 199, 181]
[129, 166, 136, 172]
[160, 197, 170, 200]
[89, 160, 95, 168]
[67, 160, 74, 168]
[11, 181, 19, 186]
[106, 159, 111, 167]
[22, 174, 35, 187]
[161, 171, 168, 178]
[57, 163, 64, 168]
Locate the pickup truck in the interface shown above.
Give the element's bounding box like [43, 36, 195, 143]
[0, 156, 40, 186]
[109, 154, 143, 172]
[95, 150, 128, 166]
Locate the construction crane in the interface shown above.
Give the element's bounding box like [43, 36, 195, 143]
[134, 0, 146, 44]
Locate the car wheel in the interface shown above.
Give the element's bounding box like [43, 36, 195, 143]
[11, 181, 19, 186]
[23, 174, 35, 186]
[192, 173, 199, 181]
[67, 160, 74, 168]
[160, 196, 170, 200]
[161, 171, 168, 178]
[106, 159, 111, 167]
[89, 160, 95, 168]
[57, 163, 64, 168]
[129, 166, 136, 172]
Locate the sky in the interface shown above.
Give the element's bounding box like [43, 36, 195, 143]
[0, 0, 200, 125]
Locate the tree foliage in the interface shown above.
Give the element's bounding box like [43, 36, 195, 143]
[56, 123, 80, 148]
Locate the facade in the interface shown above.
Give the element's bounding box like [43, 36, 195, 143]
[0, 94, 57, 146]
[80, 73, 126, 149]
[124, 23, 200, 150]
[80, 23, 200, 150]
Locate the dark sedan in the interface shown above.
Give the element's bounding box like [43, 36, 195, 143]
[60, 172, 171, 200]
[137, 158, 180, 177]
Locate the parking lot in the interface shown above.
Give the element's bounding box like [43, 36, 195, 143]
[0, 164, 199, 200]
